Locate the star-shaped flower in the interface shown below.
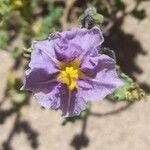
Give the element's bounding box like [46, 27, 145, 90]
[22, 27, 123, 117]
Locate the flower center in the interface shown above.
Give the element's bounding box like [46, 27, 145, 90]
[57, 66, 79, 90]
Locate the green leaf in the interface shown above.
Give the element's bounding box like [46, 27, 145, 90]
[108, 73, 133, 101]
[109, 70, 146, 102]
[115, 0, 126, 11]
[0, 30, 9, 48]
[131, 9, 146, 20]
[36, 5, 63, 40]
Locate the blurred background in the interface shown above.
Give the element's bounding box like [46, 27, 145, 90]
[0, 0, 150, 150]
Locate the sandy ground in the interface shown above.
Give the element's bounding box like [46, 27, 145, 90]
[0, 2, 150, 150]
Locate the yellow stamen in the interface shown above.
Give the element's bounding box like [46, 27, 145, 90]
[57, 66, 79, 91]
[56, 58, 88, 91]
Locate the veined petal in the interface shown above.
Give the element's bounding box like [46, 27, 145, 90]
[80, 55, 99, 77]
[22, 68, 61, 109]
[34, 83, 61, 109]
[80, 54, 116, 78]
[59, 85, 87, 117]
[58, 27, 104, 52]
[78, 54, 123, 101]
[21, 68, 58, 92]
[29, 39, 60, 75]
[55, 42, 82, 63]
[78, 77, 123, 102]
[54, 27, 104, 62]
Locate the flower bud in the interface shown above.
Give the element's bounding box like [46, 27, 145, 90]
[79, 7, 104, 29]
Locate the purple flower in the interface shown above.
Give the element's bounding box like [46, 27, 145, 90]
[22, 27, 123, 117]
